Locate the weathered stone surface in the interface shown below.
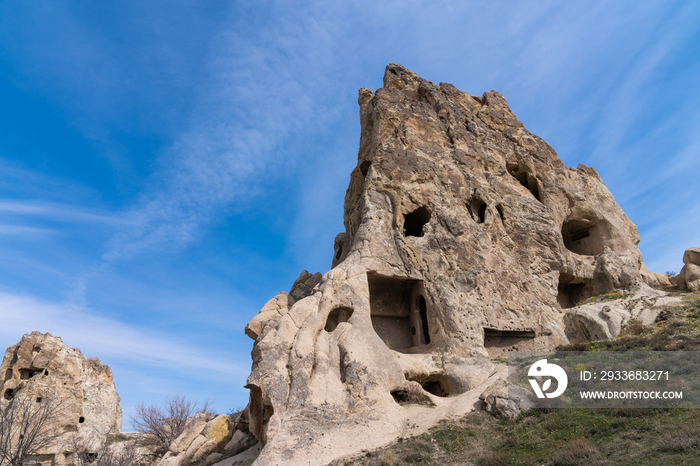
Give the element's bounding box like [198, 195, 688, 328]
[681, 247, 700, 291]
[169, 412, 210, 453]
[202, 452, 223, 466]
[640, 264, 672, 288]
[212, 444, 261, 466]
[684, 247, 700, 266]
[201, 413, 232, 448]
[192, 439, 218, 463]
[182, 435, 208, 463]
[479, 379, 535, 420]
[0, 332, 122, 465]
[224, 430, 257, 456]
[564, 292, 675, 341]
[242, 64, 649, 465]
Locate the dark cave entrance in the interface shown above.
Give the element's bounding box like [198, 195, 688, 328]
[468, 198, 486, 224]
[483, 328, 536, 358]
[403, 206, 431, 237]
[324, 307, 353, 332]
[561, 219, 607, 256]
[368, 273, 431, 352]
[507, 164, 542, 202]
[557, 273, 592, 308]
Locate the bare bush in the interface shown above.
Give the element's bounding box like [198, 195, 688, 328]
[130, 394, 211, 458]
[69, 431, 140, 466]
[0, 384, 66, 466]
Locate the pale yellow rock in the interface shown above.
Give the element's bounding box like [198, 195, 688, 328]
[683, 247, 700, 266]
[192, 439, 218, 463]
[681, 263, 700, 292]
[169, 412, 209, 453]
[182, 435, 207, 463]
[201, 413, 232, 447]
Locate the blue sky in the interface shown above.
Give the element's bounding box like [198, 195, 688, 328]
[1, 1, 698, 429]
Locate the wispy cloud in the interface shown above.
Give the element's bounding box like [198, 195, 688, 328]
[0, 225, 54, 235]
[0, 200, 128, 225]
[0, 292, 249, 379]
[103, 3, 351, 261]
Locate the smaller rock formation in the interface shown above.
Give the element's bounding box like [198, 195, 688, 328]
[640, 266, 673, 288]
[564, 292, 677, 341]
[156, 410, 258, 466]
[0, 332, 122, 465]
[479, 379, 535, 420]
[680, 247, 700, 292]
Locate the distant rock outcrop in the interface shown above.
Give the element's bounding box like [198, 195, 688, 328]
[156, 412, 238, 466]
[681, 247, 700, 292]
[242, 64, 650, 465]
[0, 332, 122, 465]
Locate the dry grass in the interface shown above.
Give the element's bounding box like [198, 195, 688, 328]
[333, 407, 700, 466]
[576, 292, 626, 306]
[552, 437, 601, 465]
[654, 409, 700, 452]
[379, 449, 396, 466]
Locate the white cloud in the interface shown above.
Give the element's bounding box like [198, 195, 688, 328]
[0, 225, 53, 235]
[0, 292, 249, 380]
[0, 200, 128, 225]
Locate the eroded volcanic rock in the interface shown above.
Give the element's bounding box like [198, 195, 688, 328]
[243, 64, 647, 465]
[0, 332, 122, 465]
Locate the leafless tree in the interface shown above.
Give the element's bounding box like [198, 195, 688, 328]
[69, 431, 140, 466]
[0, 384, 66, 466]
[129, 395, 211, 458]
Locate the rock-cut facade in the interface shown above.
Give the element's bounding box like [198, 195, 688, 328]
[242, 64, 647, 465]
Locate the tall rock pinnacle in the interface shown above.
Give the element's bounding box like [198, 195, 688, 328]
[243, 64, 646, 465]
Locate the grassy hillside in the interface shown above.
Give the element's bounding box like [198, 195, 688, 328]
[334, 293, 700, 466]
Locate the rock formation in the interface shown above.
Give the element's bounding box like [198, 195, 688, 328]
[680, 247, 700, 292]
[156, 412, 242, 466]
[0, 332, 122, 465]
[241, 64, 648, 465]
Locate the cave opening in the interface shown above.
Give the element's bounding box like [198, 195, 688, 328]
[390, 390, 410, 403]
[483, 328, 536, 358]
[557, 273, 591, 308]
[468, 198, 486, 224]
[368, 273, 430, 352]
[507, 164, 542, 202]
[334, 244, 342, 261]
[19, 369, 40, 380]
[325, 307, 353, 332]
[422, 380, 448, 397]
[403, 206, 431, 237]
[418, 296, 430, 344]
[562, 219, 605, 256]
[359, 160, 371, 177]
[557, 282, 587, 308]
[496, 204, 505, 226]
